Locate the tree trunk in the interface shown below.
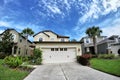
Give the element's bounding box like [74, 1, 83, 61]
[93, 36, 97, 55]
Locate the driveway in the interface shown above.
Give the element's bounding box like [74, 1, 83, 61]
[24, 62, 120, 80]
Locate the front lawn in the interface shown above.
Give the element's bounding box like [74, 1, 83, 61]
[0, 59, 29, 80]
[90, 58, 120, 76]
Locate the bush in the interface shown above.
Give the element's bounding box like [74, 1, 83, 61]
[0, 52, 9, 59]
[22, 56, 29, 62]
[35, 58, 42, 65]
[30, 48, 42, 65]
[98, 54, 115, 59]
[4, 56, 23, 68]
[77, 54, 92, 66]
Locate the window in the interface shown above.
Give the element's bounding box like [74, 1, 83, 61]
[26, 49, 28, 55]
[19, 37, 22, 42]
[55, 48, 59, 51]
[12, 34, 16, 40]
[18, 48, 21, 54]
[51, 38, 54, 41]
[86, 38, 90, 43]
[14, 46, 17, 54]
[64, 48, 67, 51]
[51, 48, 54, 51]
[60, 48, 63, 51]
[61, 38, 65, 42]
[39, 38, 43, 42]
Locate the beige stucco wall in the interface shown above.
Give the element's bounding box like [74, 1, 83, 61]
[10, 30, 32, 56]
[34, 32, 69, 42]
[35, 42, 82, 56]
[34, 33, 49, 41]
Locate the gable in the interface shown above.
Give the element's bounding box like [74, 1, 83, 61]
[44, 31, 57, 38]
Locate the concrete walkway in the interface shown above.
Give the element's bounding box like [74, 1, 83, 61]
[24, 62, 120, 80]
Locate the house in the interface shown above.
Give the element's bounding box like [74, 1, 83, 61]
[80, 36, 107, 54]
[97, 35, 120, 55]
[0, 29, 33, 56]
[33, 30, 82, 63]
[0, 34, 2, 41]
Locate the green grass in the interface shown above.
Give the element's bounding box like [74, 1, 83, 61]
[90, 58, 120, 76]
[0, 59, 29, 80]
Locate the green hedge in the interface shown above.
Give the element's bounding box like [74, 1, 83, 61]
[98, 54, 115, 59]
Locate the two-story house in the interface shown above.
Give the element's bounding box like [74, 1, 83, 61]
[0, 29, 33, 56]
[97, 35, 120, 55]
[33, 30, 82, 63]
[80, 36, 107, 54]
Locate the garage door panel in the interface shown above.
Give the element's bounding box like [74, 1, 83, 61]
[42, 47, 76, 63]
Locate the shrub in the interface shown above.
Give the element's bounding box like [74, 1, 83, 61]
[35, 58, 42, 65]
[22, 56, 29, 61]
[98, 54, 115, 59]
[0, 52, 9, 59]
[33, 48, 42, 59]
[4, 56, 22, 68]
[77, 54, 92, 66]
[30, 48, 42, 65]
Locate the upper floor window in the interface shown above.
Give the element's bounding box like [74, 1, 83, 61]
[86, 38, 90, 43]
[61, 38, 65, 42]
[39, 38, 43, 42]
[12, 34, 16, 40]
[19, 37, 22, 42]
[51, 38, 54, 41]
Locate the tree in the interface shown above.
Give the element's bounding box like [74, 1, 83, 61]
[86, 26, 102, 54]
[0, 30, 14, 55]
[21, 27, 34, 38]
[71, 39, 77, 42]
[21, 28, 34, 55]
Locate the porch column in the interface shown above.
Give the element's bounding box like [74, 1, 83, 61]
[12, 46, 14, 55]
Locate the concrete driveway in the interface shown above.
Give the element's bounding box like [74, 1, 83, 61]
[24, 62, 120, 80]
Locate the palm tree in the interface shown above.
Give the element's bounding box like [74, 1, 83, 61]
[21, 27, 34, 39]
[86, 26, 102, 54]
[21, 28, 34, 55]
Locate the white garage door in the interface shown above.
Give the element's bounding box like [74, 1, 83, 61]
[42, 47, 76, 63]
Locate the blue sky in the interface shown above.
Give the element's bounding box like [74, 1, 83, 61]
[0, 0, 120, 41]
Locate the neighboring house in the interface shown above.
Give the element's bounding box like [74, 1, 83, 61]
[97, 35, 120, 55]
[80, 36, 107, 54]
[0, 34, 2, 41]
[33, 30, 81, 63]
[0, 29, 33, 56]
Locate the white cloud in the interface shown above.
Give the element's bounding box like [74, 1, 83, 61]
[78, 0, 120, 24]
[102, 0, 120, 15]
[0, 20, 45, 33]
[0, 21, 10, 26]
[47, 5, 62, 14]
[0, 30, 4, 34]
[102, 25, 120, 37]
[73, 0, 120, 39]
[101, 18, 120, 37]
